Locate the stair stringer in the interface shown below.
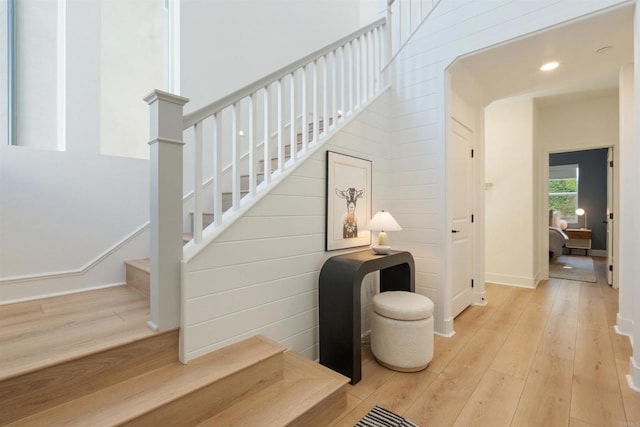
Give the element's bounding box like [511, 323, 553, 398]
[182, 85, 391, 264]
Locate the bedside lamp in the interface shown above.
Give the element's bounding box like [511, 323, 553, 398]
[367, 210, 402, 255]
[576, 208, 587, 230]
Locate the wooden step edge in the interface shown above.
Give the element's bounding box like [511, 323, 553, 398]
[124, 258, 150, 274]
[8, 335, 285, 427]
[197, 351, 349, 427]
[283, 350, 350, 383]
[0, 329, 178, 426]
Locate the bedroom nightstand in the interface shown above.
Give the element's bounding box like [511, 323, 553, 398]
[565, 228, 592, 255]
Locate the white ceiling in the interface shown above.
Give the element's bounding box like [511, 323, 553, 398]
[449, 3, 635, 104]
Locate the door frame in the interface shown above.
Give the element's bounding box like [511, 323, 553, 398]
[541, 145, 616, 284]
[445, 85, 485, 337]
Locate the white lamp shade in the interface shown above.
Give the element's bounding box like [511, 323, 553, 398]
[367, 211, 402, 231]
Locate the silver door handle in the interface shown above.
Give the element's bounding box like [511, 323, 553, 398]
[452, 230, 460, 233]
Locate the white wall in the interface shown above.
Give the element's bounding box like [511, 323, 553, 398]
[483, 89, 618, 290]
[484, 98, 536, 288]
[0, 0, 153, 302]
[182, 92, 391, 361]
[0, 146, 150, 302]
[536, 91, 619, 153]
[535, 90, 619, 281]
[180, 0, 368, 113]
[100, 0, 167, 159]
[1, 0, 374, 302]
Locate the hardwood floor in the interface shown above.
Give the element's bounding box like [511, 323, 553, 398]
[330, 258, 640, 427]
[1, 260, 637, 426]
[0, 285, 154, 381]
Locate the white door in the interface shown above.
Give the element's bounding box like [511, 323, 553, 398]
[607, 147, 613, 285]
[451, 118, 473, 317]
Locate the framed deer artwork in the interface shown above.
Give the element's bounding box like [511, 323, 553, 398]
[326, 151, 372, 251]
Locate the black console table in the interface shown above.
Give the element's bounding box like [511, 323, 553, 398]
[319, 250, 415, 384]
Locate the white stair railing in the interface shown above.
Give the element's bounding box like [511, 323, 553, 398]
[145, 4, 437, 331]
[387, 0, 438, 59]
[181, 17, 388, 254]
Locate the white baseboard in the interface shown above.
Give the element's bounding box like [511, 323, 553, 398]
[0, 227, 150, 304]
[434, 330, 456, 338]
[473, 289, 487, 306]
[485, 273, 537, 289]
[615, 313, 633, 336]
[627, 356, 640, 392]
[436, 316, 455, 337]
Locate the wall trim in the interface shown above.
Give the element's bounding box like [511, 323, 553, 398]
[473, 289, 487, 306]
[1, 282, 125, 305]
[436, 316, 455, 337]
[627, 356, 640, 392]
[0, 223, 149, 286]
[615, 313, 633, 336]
[485, 273, 537, 289]
[434, 330, 455, 338]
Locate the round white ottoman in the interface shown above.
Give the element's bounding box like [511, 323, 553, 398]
[371, 291, 434, 372]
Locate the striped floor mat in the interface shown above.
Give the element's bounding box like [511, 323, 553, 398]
[355, 406, 420, 427]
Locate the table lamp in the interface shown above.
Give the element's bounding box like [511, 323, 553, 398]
[367, 210, 402, 254]
[575, 208, 587, 230]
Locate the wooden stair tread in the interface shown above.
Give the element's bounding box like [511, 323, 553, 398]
[124, 258, 150, 273]
[0, 330, 178, 425]
[9, 335, 285, 426]
[197, 351, 349, 426]
[0, 286, 152, 381]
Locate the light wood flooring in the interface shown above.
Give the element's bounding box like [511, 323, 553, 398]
[0, 285, 153, 381]
[330, 258, 640, 427]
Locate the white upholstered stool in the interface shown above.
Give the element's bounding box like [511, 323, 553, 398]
[371, 291, 434, 372]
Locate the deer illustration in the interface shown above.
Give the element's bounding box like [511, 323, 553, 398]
[335, 187, 365, 238]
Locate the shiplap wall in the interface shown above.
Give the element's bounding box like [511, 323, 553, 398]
[181, 0, 630, 361]
[182, 93, 391, 362]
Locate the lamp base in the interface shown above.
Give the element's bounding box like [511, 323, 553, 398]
[371, 245, 391, 255]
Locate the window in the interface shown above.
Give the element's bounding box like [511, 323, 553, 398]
[4, 0, 168, 157]
[4, 0, 63, 150]
[549, 164, 579, 223]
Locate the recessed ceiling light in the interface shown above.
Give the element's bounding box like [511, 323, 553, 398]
[540, 61, 559, 71]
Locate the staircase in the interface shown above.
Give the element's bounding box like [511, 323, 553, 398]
[123, 118, 330, 295]
[0, 311, 348, 426]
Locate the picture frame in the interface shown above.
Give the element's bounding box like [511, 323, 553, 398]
[326, 151, 372, 251]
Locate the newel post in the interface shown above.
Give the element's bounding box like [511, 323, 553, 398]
[144, 89, 190, 332]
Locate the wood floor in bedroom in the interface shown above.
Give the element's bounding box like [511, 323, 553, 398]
[330, 257, 640, 427]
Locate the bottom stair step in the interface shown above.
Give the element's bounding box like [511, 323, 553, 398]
[8, 335, 285, 426]
[7, 335, 348, 426]
[198, 351, 349, 427]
